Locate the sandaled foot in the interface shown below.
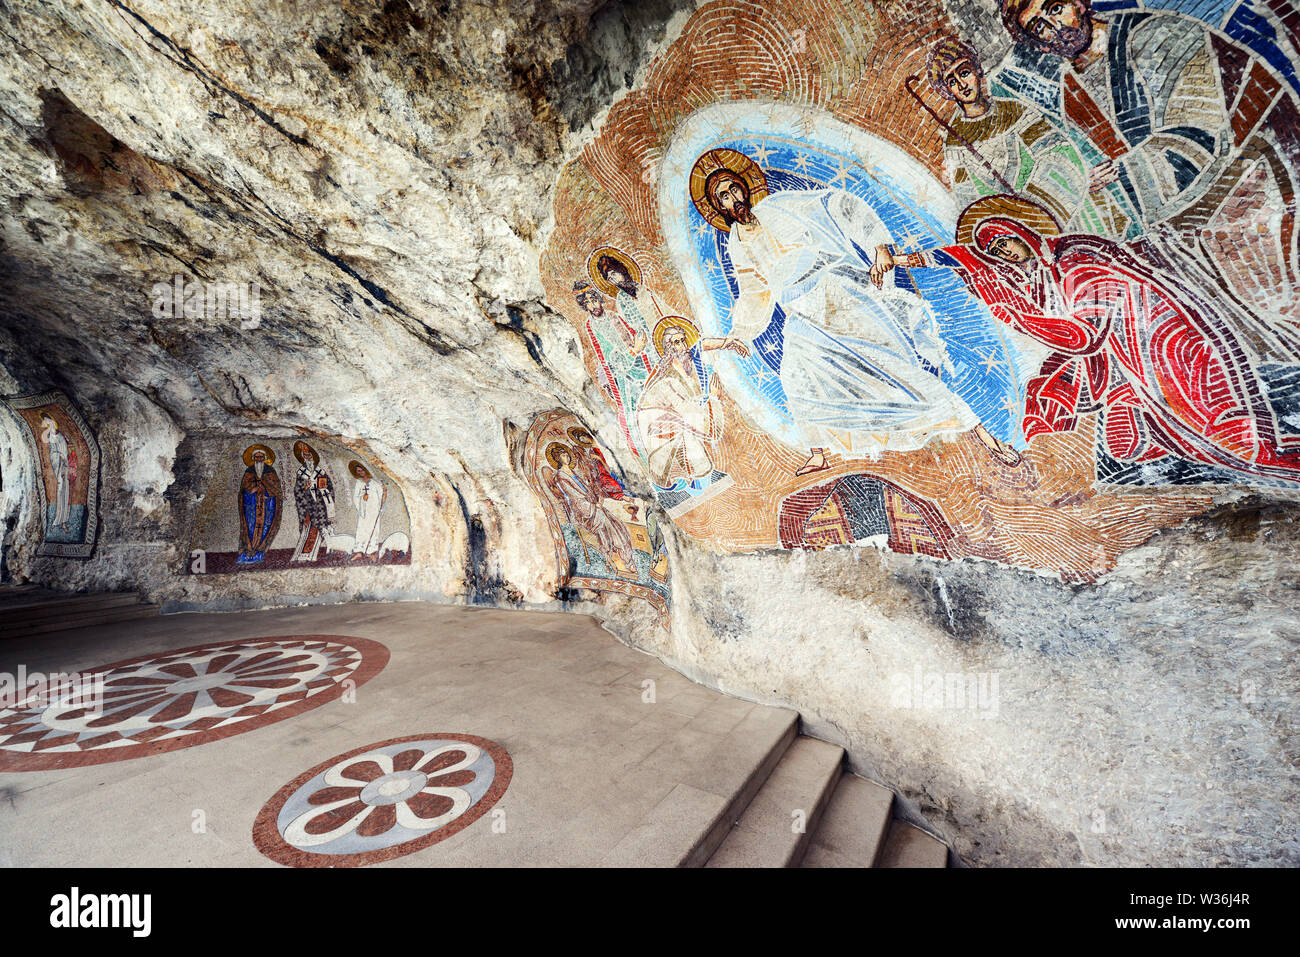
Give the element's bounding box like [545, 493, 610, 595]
[974, 426, 1023, 467]
[794, 448, 830, 476]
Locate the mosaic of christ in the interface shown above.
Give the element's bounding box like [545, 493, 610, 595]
[541, 0, 1300, 580]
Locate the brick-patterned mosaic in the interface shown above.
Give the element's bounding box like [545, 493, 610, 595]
[541, 0, 1300, 579]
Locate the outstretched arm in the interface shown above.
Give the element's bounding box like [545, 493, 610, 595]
[700, 336, 750, 356]
[870, 245, 929, 288]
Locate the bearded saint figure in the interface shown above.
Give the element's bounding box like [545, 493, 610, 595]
[691, 148, 1017, 475]
[636, 316, 748, 489]
[574, 276, 652, 455]
[238, 444, 282, 564]
[996, 0, 1300, 318]
[291, 441, 336, 563]
[873, 195, 1300, 483]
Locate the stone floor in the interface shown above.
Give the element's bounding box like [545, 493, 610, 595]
[0, 601, 800, 867]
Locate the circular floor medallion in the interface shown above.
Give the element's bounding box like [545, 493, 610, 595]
[0, 635, 389, 771]
[253, 733, 512, 867]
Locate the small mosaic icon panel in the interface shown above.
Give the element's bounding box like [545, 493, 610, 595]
[4, 390, 100, 558]
[188, 437, 413, 574]
[524, 409, 671, 625]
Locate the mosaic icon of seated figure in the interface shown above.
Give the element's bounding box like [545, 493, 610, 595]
[636, 315, 746, 512]
[566, 425, 630, 503]
[543, 441, 639, 578]
[564, 426, 670, 582]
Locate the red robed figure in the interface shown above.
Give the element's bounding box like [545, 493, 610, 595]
[913, 216, 1300, 482]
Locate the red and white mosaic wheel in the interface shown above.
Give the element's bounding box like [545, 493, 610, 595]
[253, 733, 512, 867]
[0, 635, 388, 771]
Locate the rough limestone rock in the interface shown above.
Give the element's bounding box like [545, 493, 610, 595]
[1, 0, 1297, 866]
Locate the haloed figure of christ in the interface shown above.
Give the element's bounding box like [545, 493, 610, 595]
[692, 148, 1018, 474]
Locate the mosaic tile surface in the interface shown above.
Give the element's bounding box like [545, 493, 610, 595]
[187, 437, 412, 574]
[0, 635, 389, 771]
[4, 390, 100, 558]
[524, 409, 671, 625]
[253, 733, 512, 867]
[539, 0, 1300, 580]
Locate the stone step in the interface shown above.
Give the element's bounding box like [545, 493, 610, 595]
[0, 585, 61, 608]
[2, 602, 160, 639]
[801, 772, 896, 867]
[705, 735, 844, 867]
[600, 705, 799, 867]
[1, 592, 144, 622]
[875, 819, 950, 868]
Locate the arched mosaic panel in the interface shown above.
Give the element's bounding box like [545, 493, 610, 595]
[523, 409, 671, 626]
[4, 390, 100, 558]
[187, 437, 412, 574]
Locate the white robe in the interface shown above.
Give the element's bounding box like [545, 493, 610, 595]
[44, 426, 71, 528]
[725, 188, 978, 452]
[635, 349, 721, 487]
[352, 478, 385, 554]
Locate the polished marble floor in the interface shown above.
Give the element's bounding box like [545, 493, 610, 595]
[0, 601, 792, 867]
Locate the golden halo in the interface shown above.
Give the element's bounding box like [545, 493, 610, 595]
[347, 460, 372, 480]
[956, 194, 1061, 247]
[653, 315, 702, 358]
[545, 442, 573, 471]
[293, 440, 319, 465]
[690, 147, 770, 232]
[566, 426, 596, 447]
[242, 444, 275, 467]
[587, 247, 642, 298]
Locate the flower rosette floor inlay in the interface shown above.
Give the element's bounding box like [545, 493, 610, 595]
[253, 734, 512, 867]
[0, 635, 388, 771]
